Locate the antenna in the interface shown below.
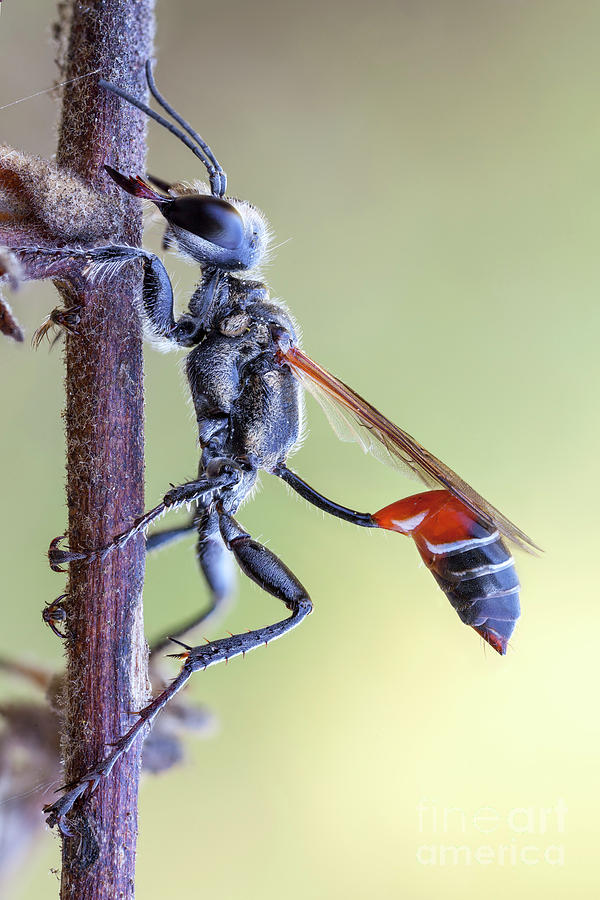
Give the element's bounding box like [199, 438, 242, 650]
[98, 62, 227, 197]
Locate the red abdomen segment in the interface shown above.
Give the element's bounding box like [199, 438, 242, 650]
[373, 491, 520, 655]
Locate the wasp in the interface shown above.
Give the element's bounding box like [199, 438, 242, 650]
[38, 63, 537, 826]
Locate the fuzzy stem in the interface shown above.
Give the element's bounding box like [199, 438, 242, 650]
[54, 1, 154, 896]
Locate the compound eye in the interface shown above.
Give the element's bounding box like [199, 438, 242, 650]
[163, 195, 244, 250]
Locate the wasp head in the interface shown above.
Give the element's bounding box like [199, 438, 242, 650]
[105, 166, 269, 272]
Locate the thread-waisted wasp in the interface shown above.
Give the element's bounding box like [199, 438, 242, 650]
[17, 63, 536, 828]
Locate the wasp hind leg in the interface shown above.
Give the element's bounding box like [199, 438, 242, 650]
[149, 507, 236, 662]
[147, 507, 312, 683]
[44, 511, 312, 832]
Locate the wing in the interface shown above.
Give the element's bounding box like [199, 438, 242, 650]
[280, 344, 539, 554]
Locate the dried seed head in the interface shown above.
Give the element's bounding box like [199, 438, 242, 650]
[0, 144, 120, 242]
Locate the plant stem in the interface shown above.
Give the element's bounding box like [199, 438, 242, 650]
[55, 1, 154, 896]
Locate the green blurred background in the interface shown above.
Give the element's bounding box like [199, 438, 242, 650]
[1, 0, 599, 897]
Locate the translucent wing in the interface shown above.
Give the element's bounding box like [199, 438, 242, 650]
[281, 344, 539, 554]
[297, 362, 425, 483]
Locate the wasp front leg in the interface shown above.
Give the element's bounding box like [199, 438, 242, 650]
[81, 244, 204, 346]
[14, 243, 202, 348]
[32, 304, 82, 349]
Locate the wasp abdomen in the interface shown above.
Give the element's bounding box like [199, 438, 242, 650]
[373, 490, 521, 655]
[428, 536, 520, 655]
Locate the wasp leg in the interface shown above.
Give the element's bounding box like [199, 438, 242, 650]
[80, 245, 202, 345]
[273, 463, 377, 528]
[17, 245, 201, 347]
[74, 244, 176, 340]
[44, 512, 312, 833]
[48, 471, 241, 570]
[80, 245, 178, 342]
[149, 507, 235, 660]
[42, 593, 68, 639]
[32, 304, 82, 349]
[145, 518, 196, 553]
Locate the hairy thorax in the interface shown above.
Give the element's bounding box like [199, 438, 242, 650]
[185, 298, 302, 471]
